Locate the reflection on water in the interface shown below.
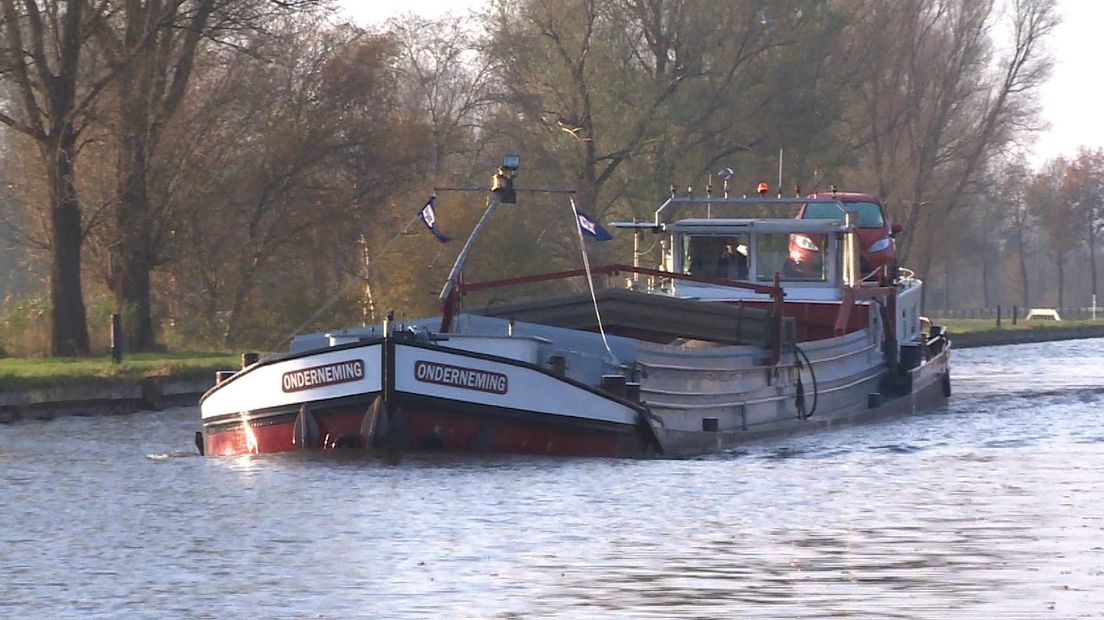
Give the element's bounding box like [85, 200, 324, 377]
[1, 339, 1102, 618]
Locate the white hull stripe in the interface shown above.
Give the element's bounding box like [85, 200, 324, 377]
[394, 345, 640, 426]
[200, 339, 640, 427]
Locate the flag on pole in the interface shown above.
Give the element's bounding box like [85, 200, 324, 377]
[575, 210, 613, 241]
[418, 196, 450, 243]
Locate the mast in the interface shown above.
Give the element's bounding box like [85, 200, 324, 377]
[438, 156, 519, 332]
[438, 194, 503, 332]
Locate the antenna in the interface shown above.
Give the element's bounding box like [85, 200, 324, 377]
[777, 149, 783, 198]
[717, 167, 734, 199]
[705, 174, 713, 218]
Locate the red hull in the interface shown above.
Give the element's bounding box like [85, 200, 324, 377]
[400, 406, 626, 456]
[203, 409, 370, 456]
[202, 402, 640, 458]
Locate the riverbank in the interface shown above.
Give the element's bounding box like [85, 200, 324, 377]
[0, 376, 213, 423]
[1, 325, 1101, 423]
[938, 319, 1104, 349]
[0, 352, 236, 423]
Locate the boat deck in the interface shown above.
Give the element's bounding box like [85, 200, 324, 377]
[473, 288, 794, 347]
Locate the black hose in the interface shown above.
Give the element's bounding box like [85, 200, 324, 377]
[795, 345, 819, 419]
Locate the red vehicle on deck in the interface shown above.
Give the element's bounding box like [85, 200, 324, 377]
[787, 192, 902, 277]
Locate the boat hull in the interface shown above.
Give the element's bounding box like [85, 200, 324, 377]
[201, 397, 652, 457]
[656, 343, 951, 456]
[203, 404, 372, 456]
[199, 337, 655, 457]
[198, 331, 951, 459]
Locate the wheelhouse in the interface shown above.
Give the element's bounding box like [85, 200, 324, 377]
[668, 218, 851, 301]
[615, 197, 862, 303]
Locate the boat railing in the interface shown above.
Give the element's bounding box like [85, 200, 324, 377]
[455, 263, 780, 296]
[860, 263, 901, 287]
[441, 263, 788, 365]
[650, 196, 848, 228]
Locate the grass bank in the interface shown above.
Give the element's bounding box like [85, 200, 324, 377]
[0, 351, 241, 391]
[934, 317, 1104, 348]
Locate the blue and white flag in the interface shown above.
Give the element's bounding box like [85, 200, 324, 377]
[418, 196, 450, 243]
[575, 210, 613, 241]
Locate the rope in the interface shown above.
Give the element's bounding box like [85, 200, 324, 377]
[569, 197, 620, 366]
[794, 344, 819, 419]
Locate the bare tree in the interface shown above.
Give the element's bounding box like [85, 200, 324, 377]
[1004, 162, 1035, 309]
[389, 12, 494, 179]
[1063, 148, 1104, 303]
[0, 0, 109, 355]
[485, 0, 818, 228]
[156, 23, 422, 346]
[93, 0, 321, 351]
[838, 0, 1056, 308]
[1027, 158, 1076, 307]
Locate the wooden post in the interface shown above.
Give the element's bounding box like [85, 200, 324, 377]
[110, 313, 123, 364]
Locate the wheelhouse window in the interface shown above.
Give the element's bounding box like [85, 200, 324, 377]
[765, 232, 828, 282]
[683, 235, 749, 280]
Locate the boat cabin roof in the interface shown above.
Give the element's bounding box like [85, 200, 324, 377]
[666, 218, 851, 235]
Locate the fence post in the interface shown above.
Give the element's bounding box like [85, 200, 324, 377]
[996, 305, 1001, 328]
[1012, 305, 1018, 325]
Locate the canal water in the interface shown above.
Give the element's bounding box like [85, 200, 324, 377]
[2, 339, 1103, 619]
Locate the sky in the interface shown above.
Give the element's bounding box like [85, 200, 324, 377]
[338, 0, 1104, 168]
[1028, 0, 1104, 165]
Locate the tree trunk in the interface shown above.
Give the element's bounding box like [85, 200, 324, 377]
[1016, 228, 1030, 308]
[113, 127, 158, 351]
[46, 129, 90, 356]
[913, 209, 935, 310]
[223, 249, 265, 347]
[223, 277, 257, 348]
[1, 0, 93, 356]
[981, 240, 992, 308]
[1056, 252, 1065, 308]
[941, 254, 951, 314]
[1089, 225, 1098, 303]
[104, 0, 216, 352]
